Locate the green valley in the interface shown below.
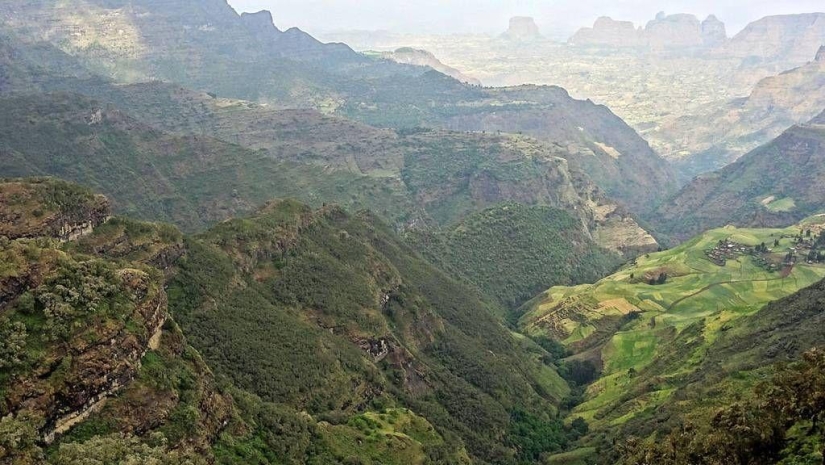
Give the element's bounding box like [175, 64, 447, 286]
[520, 217, 825, 453]
[1, 1, 825, 463]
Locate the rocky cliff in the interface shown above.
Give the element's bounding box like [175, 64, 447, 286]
[0, 180, 233, 455]
[380, 47, 481, 85]
[501, 16, 544, 41]
[645, 13, 704, 49]
[723, 13, 825, 65]
[569, 17, 643, 47]
[653, 47, 825, 177]
[0, 178, 109, 241]
[570, 12, 727, 49]
[701, 15, 728, 47]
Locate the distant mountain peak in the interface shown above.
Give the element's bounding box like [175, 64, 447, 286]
[570, 12, 726, 49]
[501, 16, 543, 41]
[240, 10, 281, 34]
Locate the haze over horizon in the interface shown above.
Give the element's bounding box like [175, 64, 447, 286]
[227, 0, 824, 39]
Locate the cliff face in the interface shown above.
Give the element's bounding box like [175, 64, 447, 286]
[570, 12, 727, 49]
[701, 15, 727, 47]
[724, 13, 825, 64]
[645, 13, 703, 49]
[500, 16, 544, 41]
[569, 17, 643, 47]
[654, 47, 825, 176]
[381, 47, 481, 85]
[0, 179, 232, 456]
[0, 178, 110, 241]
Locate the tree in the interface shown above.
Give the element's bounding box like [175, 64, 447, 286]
[0, 318, 27, 369]
[620, 348, 825, 465]
[656, 273, 668, 285]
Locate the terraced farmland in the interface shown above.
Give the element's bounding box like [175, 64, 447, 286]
[519, 217, 825, 430]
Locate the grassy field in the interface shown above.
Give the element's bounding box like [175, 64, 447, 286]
[519, 219, 825, 429]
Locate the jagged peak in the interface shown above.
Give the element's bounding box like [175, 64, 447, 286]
[816, 45, 825, 62]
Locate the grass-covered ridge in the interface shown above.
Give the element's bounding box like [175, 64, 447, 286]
[653, 118, 825, 243]
[519, 217, 825, 443]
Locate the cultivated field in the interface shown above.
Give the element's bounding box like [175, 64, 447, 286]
[520, 218, 825, 427]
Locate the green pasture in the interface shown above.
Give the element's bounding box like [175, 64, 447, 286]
[520, 219, 825, 428]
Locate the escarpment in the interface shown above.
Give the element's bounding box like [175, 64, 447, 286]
[0, 179, 232, 451]
[0, 178, 110, 241]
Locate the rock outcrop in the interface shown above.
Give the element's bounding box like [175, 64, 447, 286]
[723, 13, 825, 64]
[570, 12, 727, 49]
[701, 15, 728, 47]
[0, 180, 232, 451]
[569, 17, 642, 47]
[381, 47, 481, 85]
[0, 178, 110, 241]
[501, 16, 543, 41]
[645, 13, 703, 49]
[816, 45, 825, 62]
[240, 9, 355, 62]
[239, 10, 281, 37]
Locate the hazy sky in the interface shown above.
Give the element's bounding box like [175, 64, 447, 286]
[227, 0, 823, 39]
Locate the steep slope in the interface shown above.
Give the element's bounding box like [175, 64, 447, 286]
[722, 13, 825, 66]
[375, 47, 481, 86]
[654, 50, 825, 177]
[407, 203, 623, 311]
[166, 199, 585, 463]
[0, 178, 109, 241]
[654, 113, 825, 242]
[0, 179, 232, 463]
[441, 85, 678, 214]
[0, 178, 486, 465]
[0, 1, 678, 214]
[0, 92, 417, 232]
[0, 91, 657, 314]
[518, 218, 825, 459]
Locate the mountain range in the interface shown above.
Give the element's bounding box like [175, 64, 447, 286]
[654, 46, 825, 177]
[0, 0, 678, 215]
[1, 1, 824, 464]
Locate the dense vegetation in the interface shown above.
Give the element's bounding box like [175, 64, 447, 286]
[620, 347, 825, 465]
[408, 203, 621, 310]
[165, 199, 584, 463]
